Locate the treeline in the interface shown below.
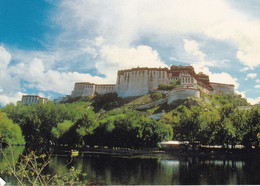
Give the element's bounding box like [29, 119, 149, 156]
[1, 93, 260, 149]
[162, 101, 260, 148]
[2, 102, 172, 148]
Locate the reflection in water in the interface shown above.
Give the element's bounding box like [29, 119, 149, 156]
[49, 154, 260, 185]
[1, 149, 260, 185]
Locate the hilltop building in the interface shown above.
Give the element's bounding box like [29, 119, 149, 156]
[70, 65, 235, 98]
[21, 95, 49, 105]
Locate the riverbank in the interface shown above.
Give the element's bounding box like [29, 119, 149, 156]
[50, 145, 260, 161]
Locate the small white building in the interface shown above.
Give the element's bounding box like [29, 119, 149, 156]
[21, 95, 48, 105]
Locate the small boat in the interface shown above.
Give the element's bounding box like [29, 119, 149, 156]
[71, 150, 79, 157]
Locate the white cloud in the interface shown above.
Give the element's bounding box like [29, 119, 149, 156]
[240, 67, 250, 72]
[255, 85, 260, 88]
[183, 39, 205, 61]
[37, 70, 105, 94]
[193, 65, 239, 89]
[235, 90, 246, 98]
[97, 45, 168, 80]
[0, 46, 11, 69]
[256, 79, 260, 83]
[246, 73, 257, 80]
[183, 39, 239, 89]
[0, 46, 20, 94]
[247, 97, 260, 105]
[10, 58, 107, 95]
[54, 0, 260, 68]
[2, 0, 260, 104]
[0, 46, 108, 105]
[0, 92, 24, 106]
[183, 39, 215, 67]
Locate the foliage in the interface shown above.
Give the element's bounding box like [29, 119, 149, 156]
[1, 91, 259, 149]
[0, 145, 88, 185]
[158, 80, 181, 91]
[51, 120, 74, 139]
[90, 111, 173, 148]
[3, 102, 90, 145]
[92, 93, 123, 111]
[0, 110, 25, 145]
[150, 92, 163, 101]
[75, 108, 98, 145]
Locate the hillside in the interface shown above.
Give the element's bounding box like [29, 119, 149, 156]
[3, 88, 258, 149]
[85, 89, 249, 118]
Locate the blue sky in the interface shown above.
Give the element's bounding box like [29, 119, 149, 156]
[0, 0, 260, 105]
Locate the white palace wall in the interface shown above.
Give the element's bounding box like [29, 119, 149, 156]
[71, 82, 115, 98]
[70, 66, 235, 99]
[116, 68, 168, 98]
[210, 83, 235, 95]
[116, 70, 149, 97]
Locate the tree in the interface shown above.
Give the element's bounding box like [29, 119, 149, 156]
[242, 108, 260, 148]
[171, 106, 202, 143]
[76, 108, 98, 145]
[0, 110, 25, 145]
[93, 111, 173, 149]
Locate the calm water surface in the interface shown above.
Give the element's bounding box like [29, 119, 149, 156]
[2, 148, 260, 185]
[50, 153, 260, 185]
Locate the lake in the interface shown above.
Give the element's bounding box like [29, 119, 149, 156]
[1, 147, 260, 185]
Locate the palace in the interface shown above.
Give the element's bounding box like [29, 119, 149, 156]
[71, 65, 235, 98]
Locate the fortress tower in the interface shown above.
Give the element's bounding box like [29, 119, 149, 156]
[116, 67, 168, 97]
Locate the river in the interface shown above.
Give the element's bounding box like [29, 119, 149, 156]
[1, 147, 260, 185]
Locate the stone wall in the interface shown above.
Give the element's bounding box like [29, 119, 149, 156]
[210, 83, 235, 95]
[167, 88, 200, 104]
[116, 68, 168, 98]
[71, 82, 115, 98]
[71, 82, 94, 98]
[95, 84, 116, 96]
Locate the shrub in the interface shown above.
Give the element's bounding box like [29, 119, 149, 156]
[151, 92, 163, 101]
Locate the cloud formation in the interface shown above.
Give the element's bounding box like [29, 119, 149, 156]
[1, 0, 260, 105]
[246, 73, 257, 80]
[182, 39, 239, 89]
[55, 0, 260, 68]
[247, 97, 260, 105]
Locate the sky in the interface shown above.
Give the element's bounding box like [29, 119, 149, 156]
[0, 0, 260, 106]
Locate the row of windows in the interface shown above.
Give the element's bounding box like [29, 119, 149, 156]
[84, 85, 115, 89]
[182, 77, 194, 84]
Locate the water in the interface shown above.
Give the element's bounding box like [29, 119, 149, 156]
[1, 148, 260, 185]
[50, 153, 260, 185]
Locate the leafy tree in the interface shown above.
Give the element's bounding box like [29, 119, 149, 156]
[76, 108, 98, 145]
[51, 120, 74, 140]
[242, 107, 260, 148]
[0, 110, 25, 145]
[93, 111, 173, 148]
[171, 106, 202, 143]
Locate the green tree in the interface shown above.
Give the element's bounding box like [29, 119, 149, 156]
[76, 108, 98, 145]
[51, 120, 74, 140]
[242, 107, 260, 148]
[0, 110, 25, 145]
